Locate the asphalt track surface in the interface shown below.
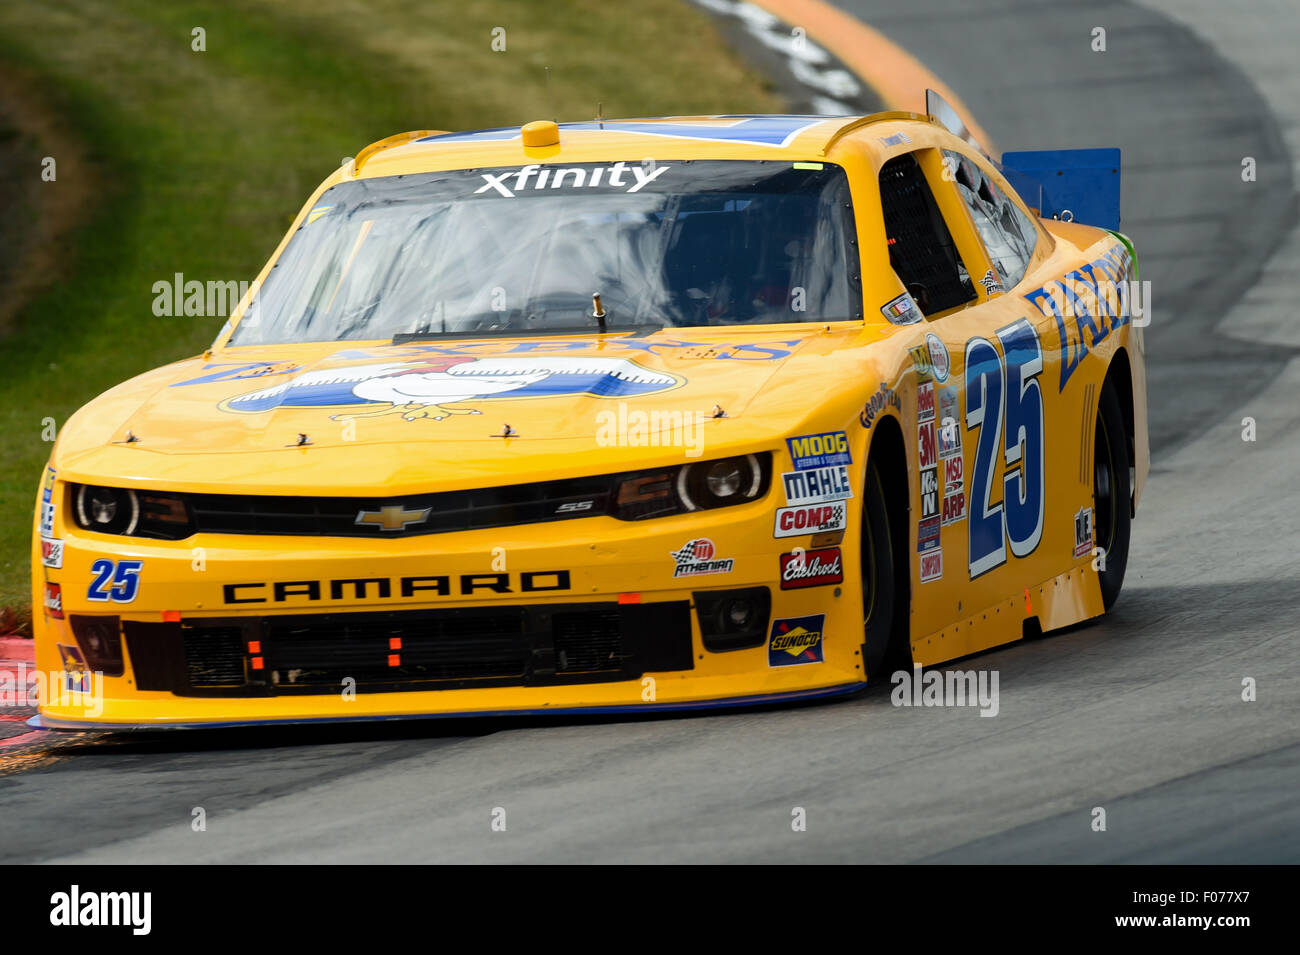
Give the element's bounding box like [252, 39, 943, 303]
[2, 0, 1298, 863]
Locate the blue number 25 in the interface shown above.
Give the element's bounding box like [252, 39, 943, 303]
[964, 320, 1044, 579]
[87, 559, 144, 603]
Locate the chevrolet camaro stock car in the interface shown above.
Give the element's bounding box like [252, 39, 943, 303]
[31, 96, 1148, 728]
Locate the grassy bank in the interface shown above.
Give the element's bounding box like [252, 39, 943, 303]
[0, 0, 780, 611]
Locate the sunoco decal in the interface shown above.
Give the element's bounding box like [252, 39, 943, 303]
[768, 614, 825, 667]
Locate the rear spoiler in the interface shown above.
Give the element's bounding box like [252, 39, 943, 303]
[999, 148, 1122, 231]
[924, 90, 1121, 231]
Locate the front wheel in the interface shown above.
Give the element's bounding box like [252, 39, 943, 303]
[861, 458, 906, 680]
[1094, 378, 1132, 609]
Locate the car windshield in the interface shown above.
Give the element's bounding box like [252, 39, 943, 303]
[230, 159, 861, 344]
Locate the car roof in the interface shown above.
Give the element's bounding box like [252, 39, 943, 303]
[351, 111, 943, 178]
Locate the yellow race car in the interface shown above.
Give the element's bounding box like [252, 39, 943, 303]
[31, 106, 1147, 728]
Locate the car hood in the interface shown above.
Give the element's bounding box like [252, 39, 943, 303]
[55, 326, 892, 493]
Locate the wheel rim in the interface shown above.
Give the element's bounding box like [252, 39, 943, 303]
[1094, 416, 1117, 553]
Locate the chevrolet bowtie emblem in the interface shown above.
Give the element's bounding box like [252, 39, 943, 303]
[355, 504, 431, 531]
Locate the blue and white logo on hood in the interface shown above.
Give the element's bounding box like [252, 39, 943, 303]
[221, 355, 680, 421]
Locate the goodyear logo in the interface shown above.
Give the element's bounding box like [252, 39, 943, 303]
[768, 614, 826, 667]
[786, 431, 851, 472]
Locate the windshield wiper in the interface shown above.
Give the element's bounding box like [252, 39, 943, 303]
[392, 322, 661, 343]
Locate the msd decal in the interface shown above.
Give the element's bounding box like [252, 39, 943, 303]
[768, 614, 825, 667]
[221, 356, 679, 421]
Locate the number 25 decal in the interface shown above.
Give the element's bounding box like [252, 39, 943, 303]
[964, 319, 1044, 578]
[87, 559, 143, 603]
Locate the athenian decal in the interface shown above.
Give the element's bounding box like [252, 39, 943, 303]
[220, 356, 680, 421]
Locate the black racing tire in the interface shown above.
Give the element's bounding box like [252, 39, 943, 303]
[861, 457, 907, 681]
[1094, 376, 1132, 610]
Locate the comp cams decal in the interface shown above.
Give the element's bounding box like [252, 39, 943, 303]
[774, 502, 847, 538]
[671, 538, 734, 578]
[768, 614, 825, 667]
[779, 547, 844, 589]
[965, 320, 1045, 579]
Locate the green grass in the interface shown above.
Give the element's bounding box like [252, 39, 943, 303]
[0, 0, 780, 610]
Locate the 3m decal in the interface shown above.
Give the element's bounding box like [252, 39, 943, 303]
[964, 320, 1045, 579]
[774, 502, 847, 538]
[779, 548, 844, 589]
[768, 614, 825, 667]
[1074, 507, 1094, 558]
[87, 559, 143, 603]
[221, 356, 680, 422]
[40, 536, 64, 569]
[920, 467, 939, 520]
[781, 466, 852, 506]
[671, 538, 734, 578]
[919, 549, 943, 583]
[860, 382, 900, 428]
[918, 421, 937, 470]
[917, 380, 936, 423]
[786, 431, 851, 471]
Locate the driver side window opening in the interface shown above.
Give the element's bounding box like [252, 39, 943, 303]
[944, 149, 1039, 290]
[878, 152, 975, 316]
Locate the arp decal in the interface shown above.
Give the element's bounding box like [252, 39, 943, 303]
[860, 382, 900, 428]
[40, 467, 56, 537]
[779, 548, 844, 589]
[964, 320, 1045, 579]
[774, 502, 847, 538]
[781, 466, 852, 506]
[919, 549, 943, 583]
[767, 614, 825, 667]
[1074, 507, 1095, 559]
[223, 570, 572, 604]
[87, 559, 143, 603]
[671, 538, 734, 578]
[221, 356, 680, 422]
[1024, 244, 1134, 392]
[40, 536, 64, 569]
[786, 431, 851, 471]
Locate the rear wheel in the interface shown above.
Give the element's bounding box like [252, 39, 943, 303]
[861, 458, 907, 680]
[1094, 378, 1132, 609]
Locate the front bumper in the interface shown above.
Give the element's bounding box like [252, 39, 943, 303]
[33, 490, 866, 728]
